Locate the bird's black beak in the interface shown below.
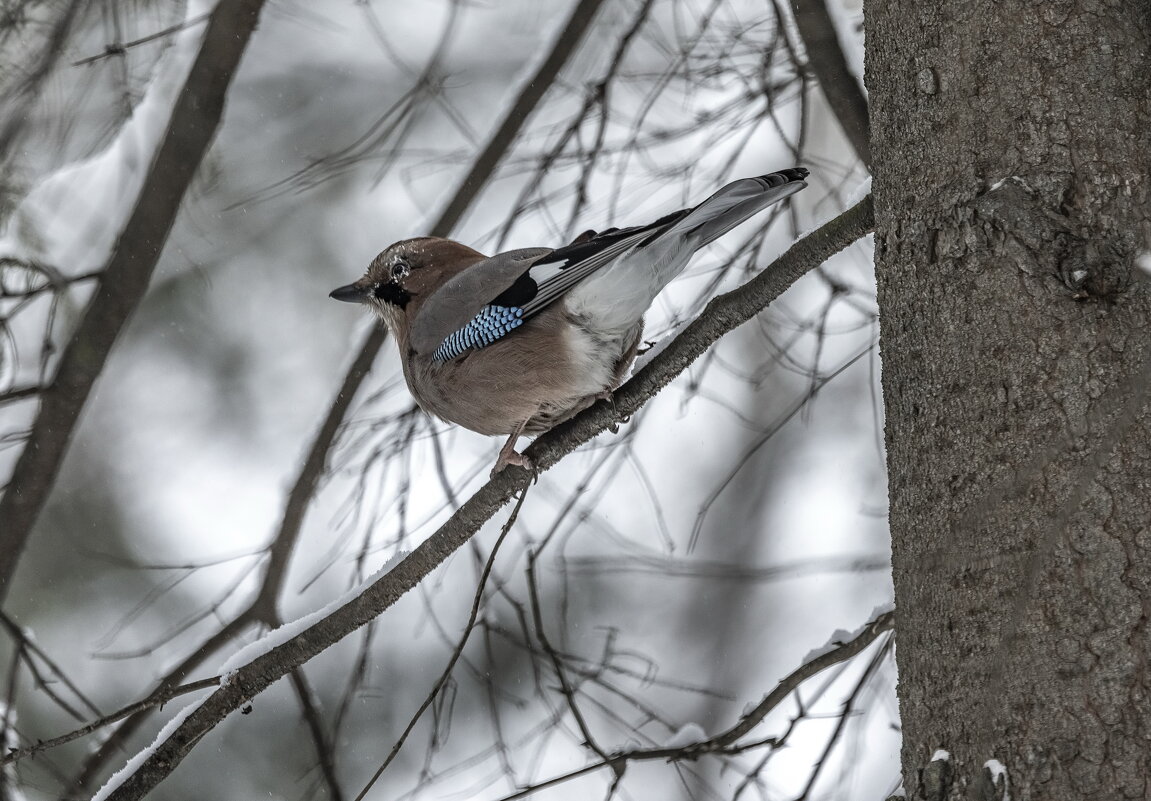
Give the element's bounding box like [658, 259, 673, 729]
[329, 283, 370, 304]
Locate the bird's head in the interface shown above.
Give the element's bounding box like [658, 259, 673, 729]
[330, 237, 485, 333]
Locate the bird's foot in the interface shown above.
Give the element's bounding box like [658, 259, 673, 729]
[595, 390, 621, 433]
[491, 448, 534, 478]
[492, 428, 535, 478]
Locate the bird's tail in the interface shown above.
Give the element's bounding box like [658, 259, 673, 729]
[565, 168, 808, 336]
[665, 167, 808, 247]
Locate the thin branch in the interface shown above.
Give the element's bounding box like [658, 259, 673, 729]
[96, 196, 874, 801]
[526, 549, 610, 761]
[0, 386, 43, 406]
[491, 609, 895, 801]
[66, 615, 250, 793]
[0, 678, 218, 767]
[0, 0, 269, 602]
[0, 611, 101, 723]
[252, 324, 388, 623]
[434, 0, 609, 235]
[350, 487, 530, 801]
[795, 639, 891, 800]
[71, 12, 211, 66]
[289, 667, 345, 801]
[791, 0, 871, 169]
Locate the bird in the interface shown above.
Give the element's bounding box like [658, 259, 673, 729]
[330, 167, 809, 474]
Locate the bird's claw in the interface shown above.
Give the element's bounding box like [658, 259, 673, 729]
[491, 447, 535, 478]
[595, 390, 622, 433]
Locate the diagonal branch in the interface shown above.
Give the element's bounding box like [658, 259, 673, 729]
[0, 0, 269, 603]
[99, 195, 874, 801]
[792, 0, 871, 169]
[0, 677, 218, 767]
[493, 609, 895, 801]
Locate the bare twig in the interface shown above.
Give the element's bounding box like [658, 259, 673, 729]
[526, 549, 610, 761]
[795, 639, 892, 799]
[1, 678, 219, 767]
[351, 487, 530, 801]
[71, 12, 211, 66]
[67, 615, 249, 792]
[0, 386, 43, 406]
[490, 609, 895, 801]
[0, 611, 101, 724]
[434, 0, 609, 234]
[289, 667, 345, 801]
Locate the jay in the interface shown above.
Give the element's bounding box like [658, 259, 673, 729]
[331, 167, 808, 473]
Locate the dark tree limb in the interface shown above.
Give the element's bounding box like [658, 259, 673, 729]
[0, 0, 269, 602]
[98, 196, 874, 801]
[791, 0, 871, 169]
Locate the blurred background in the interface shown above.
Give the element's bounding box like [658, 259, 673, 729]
[0, 0, 893, 799]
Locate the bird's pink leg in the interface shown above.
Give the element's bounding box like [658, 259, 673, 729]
[492, 418, 533, 476]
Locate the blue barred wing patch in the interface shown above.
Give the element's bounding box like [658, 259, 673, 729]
[432, 305, 524, 362]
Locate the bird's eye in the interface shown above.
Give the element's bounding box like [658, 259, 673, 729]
[390, 258, 410, 281]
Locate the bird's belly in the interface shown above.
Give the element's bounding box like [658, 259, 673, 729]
[412, 315, 640, 437]
[521, 322, 623, 434]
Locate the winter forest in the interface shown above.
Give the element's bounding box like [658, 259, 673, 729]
[1, 1, 1147, 801]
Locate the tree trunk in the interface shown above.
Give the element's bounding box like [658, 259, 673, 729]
[867, 1, 1151, 799]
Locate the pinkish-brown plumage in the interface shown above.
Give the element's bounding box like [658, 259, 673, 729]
[330, 168, 809, 472]
[337, 237, 640, 469]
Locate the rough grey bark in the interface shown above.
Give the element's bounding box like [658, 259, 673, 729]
[867, 1, 1151, 799]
